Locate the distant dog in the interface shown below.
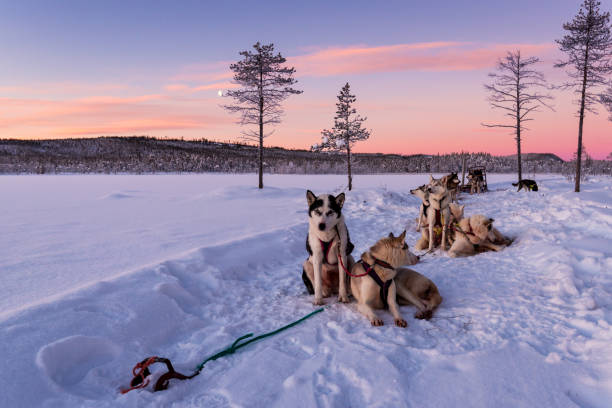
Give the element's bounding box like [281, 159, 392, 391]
[303, 190, 354, 305]
[512, 179, 538, 192]
[468, 171, 485, 194]
[410, 184, 430, 231]
[394, 267, 443, 320]
[349, 231, 418, 326]
[415, 180, 451, 251]
[448, 215, 507, 257]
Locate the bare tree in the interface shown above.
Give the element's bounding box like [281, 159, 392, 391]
[601, 84, 612, 120]
[223, 42, 302, 188]
[312, 83, 371, 191]
[482, 50, 553, 182]
[555, 0, 612, 192]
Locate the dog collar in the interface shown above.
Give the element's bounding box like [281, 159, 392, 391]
[372, 257, 394, 270]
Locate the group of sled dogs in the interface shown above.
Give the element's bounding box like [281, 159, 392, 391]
[301, 173, 520, 327]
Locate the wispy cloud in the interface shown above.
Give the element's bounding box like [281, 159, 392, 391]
[164, 82, 239, 93]
[289, 42, 556, 76]
[0, 82, 128, 97]
[168, 42, 556, 85]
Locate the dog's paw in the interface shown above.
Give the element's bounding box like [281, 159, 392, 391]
[370, 318, 384, 326]
[338, 294, 350, 303]
[395, 318, 408, 328]
[415, 310, 433, 320]
[313, 297, 325, 306]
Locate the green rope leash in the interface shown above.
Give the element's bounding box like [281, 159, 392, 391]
[123, 307, 325, 393]
[194, 307, 324, 374]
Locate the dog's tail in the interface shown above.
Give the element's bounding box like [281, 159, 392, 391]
[512, 182, 519, 186]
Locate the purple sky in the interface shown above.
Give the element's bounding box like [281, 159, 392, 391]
[0, 0, 610, 159]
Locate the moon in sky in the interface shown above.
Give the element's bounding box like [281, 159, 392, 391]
[217, 90, 223, 97]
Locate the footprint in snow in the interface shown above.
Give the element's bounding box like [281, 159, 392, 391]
[36, 335, 120, 389]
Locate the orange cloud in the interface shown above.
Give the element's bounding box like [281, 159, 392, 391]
[0, 93, 232, 138]
[51, 118, 205, 136]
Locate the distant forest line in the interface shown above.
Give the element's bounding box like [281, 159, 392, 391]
[1, 136, 610, 176]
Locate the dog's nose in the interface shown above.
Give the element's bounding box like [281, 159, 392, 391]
[318, 223, 326, 231]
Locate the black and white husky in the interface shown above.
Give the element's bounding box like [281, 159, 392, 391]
[302, 190, 355, 305]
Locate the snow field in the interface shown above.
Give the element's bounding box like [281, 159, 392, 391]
[0, 173, 611, 407]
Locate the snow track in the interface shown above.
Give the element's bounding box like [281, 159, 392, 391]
[1, 174, 611, 407]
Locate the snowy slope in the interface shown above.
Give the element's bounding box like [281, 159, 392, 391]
[1, 174, 611, 407]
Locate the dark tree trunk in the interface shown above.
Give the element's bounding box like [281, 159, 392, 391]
[516, 78, 522, 182]
[347, 138, 352, 191]
[576, 46, 589, 193]
[258, 64, 264, 189]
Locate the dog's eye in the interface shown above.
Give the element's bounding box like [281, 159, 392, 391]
[326, 211, 333, 216]
[315, 210, 322, 216]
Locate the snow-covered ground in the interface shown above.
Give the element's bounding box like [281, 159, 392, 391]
[1, 173, 611, 407]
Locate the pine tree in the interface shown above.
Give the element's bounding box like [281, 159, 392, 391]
[555, 0, 612, 192]
[223, 42, 302, 188]
[312, 83, 371, 190]
[482, 50, 553, 183]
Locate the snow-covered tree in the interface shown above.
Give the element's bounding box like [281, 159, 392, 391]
[555, 0, 612, 192]
[312, 83, 371, 190]
[482, 50, 553, 183]
[223, 42, 302, 188]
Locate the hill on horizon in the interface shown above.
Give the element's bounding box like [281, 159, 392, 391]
[0, 136, 608, 175]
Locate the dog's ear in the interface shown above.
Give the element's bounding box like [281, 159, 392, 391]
[429, 175, 434, 183]
[388, 232, 395, 238]
[306, 190, 316, 206]
[460, 205, 465, 211]
[488, 218, 495, 224]
[398, 230, 406, 241]
[335, 192, 345, 208]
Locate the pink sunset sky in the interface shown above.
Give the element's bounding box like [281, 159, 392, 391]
[0, 1, 610, 160]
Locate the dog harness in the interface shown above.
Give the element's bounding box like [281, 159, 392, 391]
[319, 239, 334, 264]
[450, 221, 475, 239]
[357, 258, 394, 309]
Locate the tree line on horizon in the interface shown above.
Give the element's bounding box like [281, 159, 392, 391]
[3, 137, 610, 176]
[222, 0, 611, 192]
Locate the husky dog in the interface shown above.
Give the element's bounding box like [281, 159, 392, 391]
[410, 184, 430, 231]
[415, 181, 451, 251]
[303, 190, 354, 305]
[468, 171, 485, 194]
[439, 172, 461, 202]
[512, 179, 538, 192]
[449, 203, 465, 224]
[447, 215, 507, 257]
[395, 267, 443, 320]
[349, 231, 418, 327]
